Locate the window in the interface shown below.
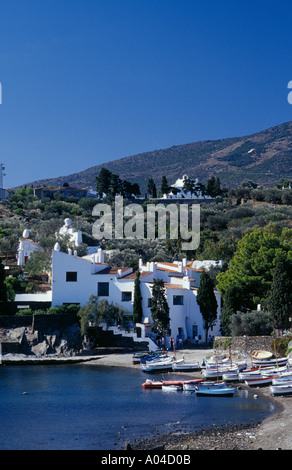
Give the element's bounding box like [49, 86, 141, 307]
[122, 291, 132, 302]
[66, 271, 77, 282]
[98, 282, 109, 296]
[147, 298, 152, 308]
[173, 295, 184, 305]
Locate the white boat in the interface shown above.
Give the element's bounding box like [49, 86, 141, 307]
[202, 365, 239, 379]
[194, 382, 236, 397]
[251, 356, 289, 368]
[272, 374, 292, 385]
[238, 368, 263, 381]
[270, 384, 292, 397]
[251, 350, 273, 360]
[141, 356, 175, 373]
[172, 360, 201, 372]
[222, 371, 239, 382]
[244, 374, 279, 387]
[183, 380, 222, 391]
[203, 357, 247, 370]
[261, 365, 289, 377]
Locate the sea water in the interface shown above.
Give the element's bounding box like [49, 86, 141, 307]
[0, 364, 278, 450]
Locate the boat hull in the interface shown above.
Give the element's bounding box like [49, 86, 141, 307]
[244, 375, 279, 386]
[172, 362, 201, 372]
[270, 384, 292, 396]
[195, 387, 235, 397]
[143, 378, 203, 389]
[251, 357, 289, 368]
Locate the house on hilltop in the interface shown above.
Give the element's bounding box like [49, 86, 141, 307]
[165, 174, 211, 200]
[34, 185, 97, 200]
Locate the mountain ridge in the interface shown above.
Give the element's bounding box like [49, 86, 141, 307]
[22, 121, 292, 194]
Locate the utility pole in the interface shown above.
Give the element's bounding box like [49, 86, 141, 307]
[0, 163, 5, 188]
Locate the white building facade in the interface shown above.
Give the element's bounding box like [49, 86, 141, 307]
[51, 247, 221, 346]
[17, 229, 44, 266]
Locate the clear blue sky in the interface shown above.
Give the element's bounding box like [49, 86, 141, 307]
[1, 0, 292, 188]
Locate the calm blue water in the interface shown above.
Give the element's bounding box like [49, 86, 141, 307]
[0, 364, 278, 450]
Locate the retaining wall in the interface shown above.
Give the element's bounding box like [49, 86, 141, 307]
[214, 336, 275, 357]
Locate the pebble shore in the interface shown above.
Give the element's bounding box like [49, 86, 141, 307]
[88, 348, 292, 451]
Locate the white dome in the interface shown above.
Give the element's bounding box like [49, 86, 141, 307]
[54, 242, 61, 251]
[64, 218, 72, 226]
[22, 229, 30, 239]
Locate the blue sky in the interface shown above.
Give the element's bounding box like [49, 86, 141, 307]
[1, 0, 292, 188]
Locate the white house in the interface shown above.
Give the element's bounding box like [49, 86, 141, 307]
[51, 247, 222, 347]
[17, 229, 44, 266]
[165, 174, 211, 200]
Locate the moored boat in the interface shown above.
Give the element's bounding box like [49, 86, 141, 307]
[140, 355, 175, 373]
[142, 379, 164, 389]
[244, 374, 279, 387]
[194, 382, 236, 397]
[272, 374, 292, 385]
[222, 371, 239, 382]
[251, 350, 273, 360]
[202, 365, 239, 379]
[143, 378, 203, 389]
[172, 360, 201, 372]
[270, 383, 292, 397]
[251, 356, 289, 368]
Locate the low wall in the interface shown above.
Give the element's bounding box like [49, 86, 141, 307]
[214, 336, 275, 357]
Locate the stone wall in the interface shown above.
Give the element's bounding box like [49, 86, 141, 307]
[214, 336, 275, 357]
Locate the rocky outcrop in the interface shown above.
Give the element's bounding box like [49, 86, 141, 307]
[0, 320, 83, 357]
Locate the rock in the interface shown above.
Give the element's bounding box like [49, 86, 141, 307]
[31, 340, 49, 356]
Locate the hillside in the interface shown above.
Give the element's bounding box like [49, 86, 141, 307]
[24, 121, 292, 194]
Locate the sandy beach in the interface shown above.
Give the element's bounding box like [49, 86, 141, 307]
[87, 348, 292, 450]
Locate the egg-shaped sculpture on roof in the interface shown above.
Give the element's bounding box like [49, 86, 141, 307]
[22, 229, 30, 239]
[54, 242, 61, 251]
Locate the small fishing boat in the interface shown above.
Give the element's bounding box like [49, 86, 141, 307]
[244, 374, 279, 387]
[202, 365, 239, 379]
[143, 378, 203, 389]
[194, 382, 236, 397]
[139, 352, 168, 365]
[140, 355, 175, 373]
[222, 371, 239, 382]
[251, 356, 289, 368]
[132, 351, 150, 364]
[261, 365, 289, 377]
[270, 383, 292, 397]
[251, 350, 273, 360]
[172, 360, 201, 372]
[142, 379, 164, 389]
[272, 374, 292, 385]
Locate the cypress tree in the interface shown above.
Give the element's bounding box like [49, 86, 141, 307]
[160, 176, 169, 195]
[150, 278, 170, 336]
[267, 262, 292, 333]
[147, 178, 157, 199]
[196, 271, 218, 342]
[133, 271, 143, 323]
